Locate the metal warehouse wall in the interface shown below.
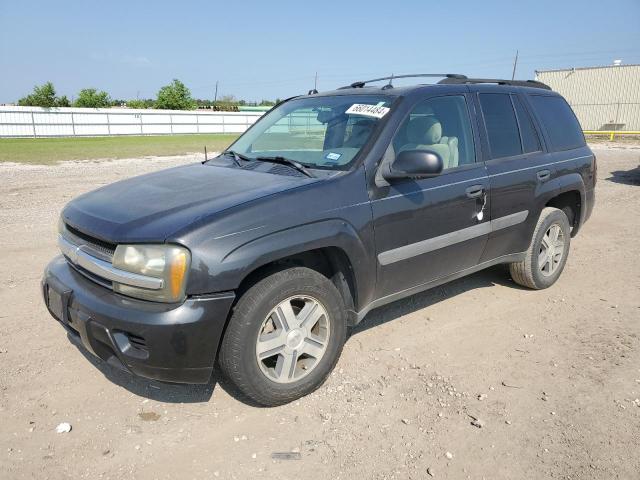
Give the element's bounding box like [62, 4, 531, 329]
[536, 65, 640, 131]
[0, 106, 264, 138]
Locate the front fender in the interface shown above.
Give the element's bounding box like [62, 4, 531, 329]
[192, 219, 376, 309]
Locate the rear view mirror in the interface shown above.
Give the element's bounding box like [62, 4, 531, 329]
[383, 149, 443, 180]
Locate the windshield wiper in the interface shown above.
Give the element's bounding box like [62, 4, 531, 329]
[254, 156, 315, 178]
[221, 150, 251, 167]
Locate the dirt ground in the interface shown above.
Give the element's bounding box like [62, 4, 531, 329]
[1, 146, 639, 480]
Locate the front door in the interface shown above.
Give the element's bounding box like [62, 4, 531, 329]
[369, 94, 490, 298]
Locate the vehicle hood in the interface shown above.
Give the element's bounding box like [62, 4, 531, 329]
[62, 162, 316, 243]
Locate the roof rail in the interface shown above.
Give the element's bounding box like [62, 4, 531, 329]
[437, 77, 551, 90]
[339, 73, 468, 89]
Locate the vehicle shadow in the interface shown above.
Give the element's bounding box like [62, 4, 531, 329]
[71, 341, 217, 404]
[349, 264, 517, 337]
[607, 165, 640, 186]
[71, 264, 518, 406]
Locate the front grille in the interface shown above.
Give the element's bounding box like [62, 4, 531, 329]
[63, 224, 115, 262]
[68, 261, 113, 289]
[61, 223, 116, 288]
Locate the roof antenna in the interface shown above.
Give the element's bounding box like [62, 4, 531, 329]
[308, 71, 319, 95]
[204, 145, 208, 162]
[382, 73, 394, 90]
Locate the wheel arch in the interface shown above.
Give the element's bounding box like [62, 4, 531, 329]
[545, 173, 586, 236]
[217, 219, 375, 324]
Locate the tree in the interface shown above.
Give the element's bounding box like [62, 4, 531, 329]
[155, 79, 196, 110]
[57, 95, 71, 107]
[74, 88, 111, 108]
[18, 82, 69, 108]
[126, 99, 154, 109]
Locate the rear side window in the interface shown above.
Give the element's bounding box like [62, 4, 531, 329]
[512, 95, 541, 153]
[529, 95, 585, 151]
[479, 93, 521, 158]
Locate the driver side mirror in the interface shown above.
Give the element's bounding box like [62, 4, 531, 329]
[383, 149, 444, 181]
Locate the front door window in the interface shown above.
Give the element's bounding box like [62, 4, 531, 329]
[392, 95, 476, 171]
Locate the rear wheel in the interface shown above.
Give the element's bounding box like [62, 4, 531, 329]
[509, 207, 571, 289]
[218, 267, 347, 406]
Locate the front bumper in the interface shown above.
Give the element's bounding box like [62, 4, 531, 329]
[42, 256, 235, 384]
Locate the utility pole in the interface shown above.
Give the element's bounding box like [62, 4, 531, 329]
[511, 50, 519, 80]
[214, 81, 218, 103]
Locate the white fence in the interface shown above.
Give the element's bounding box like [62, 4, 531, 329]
[0, 106, 265, 138]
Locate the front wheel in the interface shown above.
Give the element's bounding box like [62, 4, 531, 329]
[218, 267, 347, 406]
[509, 207, 571, 289]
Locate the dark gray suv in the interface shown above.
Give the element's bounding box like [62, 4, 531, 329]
[43, 74, 596, 406]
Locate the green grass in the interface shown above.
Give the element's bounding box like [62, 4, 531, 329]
[0, 134, 240, 165]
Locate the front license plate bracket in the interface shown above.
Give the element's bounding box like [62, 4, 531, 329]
[45, 279, 72, 324]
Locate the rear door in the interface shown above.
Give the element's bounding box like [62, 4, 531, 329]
[369, 92, 490, 298]
[472, 88, 554, 262]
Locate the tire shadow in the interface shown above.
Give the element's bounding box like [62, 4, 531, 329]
[71, 333, 270, 407]
[71, 341, 217, 403]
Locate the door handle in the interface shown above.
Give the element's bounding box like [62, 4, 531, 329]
[465, 185, 484, 198]
[537, 169, 551, 181]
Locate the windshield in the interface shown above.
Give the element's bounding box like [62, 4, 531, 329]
[228, 95, 394, 170]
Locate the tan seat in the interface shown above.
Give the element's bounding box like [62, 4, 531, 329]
[440, 135, 459, 168]
[344, 119, 375, 148]
[399, 116, 458, 169]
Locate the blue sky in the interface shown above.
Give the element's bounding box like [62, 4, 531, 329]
[1, 0, 639, 103]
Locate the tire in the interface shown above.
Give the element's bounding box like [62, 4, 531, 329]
[218, 267, 347, 406]
[509, 207, 571, 290]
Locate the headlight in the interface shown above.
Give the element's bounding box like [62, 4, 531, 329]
[112, 244, 190, 303]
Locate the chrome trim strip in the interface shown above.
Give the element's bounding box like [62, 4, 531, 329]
[58, 235, 163, 290]
[489, 210, 529, 231]
[377, 210, 529, 265]
[61, 230, 114, 262]
[378, 222, 491, 265]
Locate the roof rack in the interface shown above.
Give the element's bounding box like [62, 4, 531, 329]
[437, 77, 551, 90]
[339, 73, 468, 89]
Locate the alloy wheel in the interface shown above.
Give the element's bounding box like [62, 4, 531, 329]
[538, 223, 565, 276]
[255, 295, 330, 383]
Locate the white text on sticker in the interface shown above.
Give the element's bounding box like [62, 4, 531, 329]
[346, 104, 390, 119]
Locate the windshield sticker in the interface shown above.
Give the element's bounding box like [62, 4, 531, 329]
[346, 103, 390, 119]
[325, 152, 342, 161]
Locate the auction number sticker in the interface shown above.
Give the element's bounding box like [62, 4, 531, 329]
[346, 103, 390, 119]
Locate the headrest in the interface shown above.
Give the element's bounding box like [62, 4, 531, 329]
[406, 116, 442, 144]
